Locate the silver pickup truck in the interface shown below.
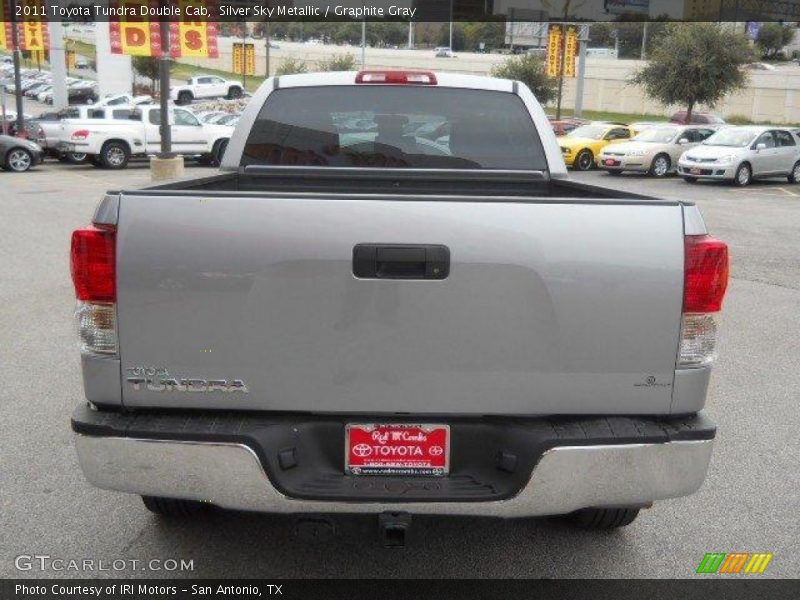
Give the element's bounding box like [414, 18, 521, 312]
[70, 71, 729, 536]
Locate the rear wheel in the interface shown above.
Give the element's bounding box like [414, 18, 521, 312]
[211, 139, 229, 167]
[649, 154, 671, 177]
[177, 91, 193, 105]
[788, 161, 800, 183]
[567, 507, 640, 529]
[574, 149, 594, 171]
[734, 163, 751, 187]
[66, 152, 88, 164]
[227, 86, 243, 99]
[4, 148, 33, 172]
[141, 496, 204, 517]
[100, 141, 130, 169]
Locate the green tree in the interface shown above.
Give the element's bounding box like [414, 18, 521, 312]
[631, 23, 750, 123]
[317, 53, 357, 72]
[491, 54, 558, 104]
[131, 56, 159, 94]
[756, 23, 796, 59]
[275, 57, 308, 76]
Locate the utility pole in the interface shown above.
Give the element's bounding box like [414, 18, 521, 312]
[361, 19, 366, 67]
[449, 0, 454, 50]
[575, 24, 589, 118]
[241, 25, 247, 90]
[10, 0, 24, 137]
[641, 21, 648, 60]
[265, 21, 271, 77]
[555, 23, 568, 120]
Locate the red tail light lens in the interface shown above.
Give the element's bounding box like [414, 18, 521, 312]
[71, 129, 90, 140]
[355, 70, 437, 85]
[71, 225, 116, 303]
[684, 234, 729, 313]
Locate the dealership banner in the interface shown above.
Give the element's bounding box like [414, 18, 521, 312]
[14, 0, 50, 52]
[109, 0, 164, 56]
[0, 0, 11, 50]
[169, 0, 219, 58]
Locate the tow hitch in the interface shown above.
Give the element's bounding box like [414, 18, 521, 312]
[379, 512, 412, 548]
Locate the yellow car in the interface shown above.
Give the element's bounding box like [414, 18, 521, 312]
[557, 123, 637, 171]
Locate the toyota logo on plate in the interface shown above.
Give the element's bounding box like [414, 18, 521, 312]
[429, 445, 444, 456]
[353, 443, 372, 457]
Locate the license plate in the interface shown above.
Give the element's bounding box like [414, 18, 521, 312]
[604, 158, 619, 166]
[690, 167, 703, 175]
[345, 424, 449, 476]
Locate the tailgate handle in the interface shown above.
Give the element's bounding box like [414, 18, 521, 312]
[353, 244, 450, 280]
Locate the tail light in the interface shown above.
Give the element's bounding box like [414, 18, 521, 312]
[355, 70, 437, 85]
[680, 235, 729, 366]
[71, 129, 90, 141]
[70, 225, 117, 355]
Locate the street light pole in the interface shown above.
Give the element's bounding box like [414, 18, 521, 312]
[158, 17, 172, 156]
[10, 0, 24, 137]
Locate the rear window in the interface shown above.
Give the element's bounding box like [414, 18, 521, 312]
[241, 86, 547, 170]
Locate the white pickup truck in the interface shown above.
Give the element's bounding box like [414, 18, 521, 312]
[70, 71, 728, 540]
[171, 75, 245, 105]
[58, 105, 233, 168]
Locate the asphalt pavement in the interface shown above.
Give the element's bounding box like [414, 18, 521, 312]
[0, 163, 798, 578]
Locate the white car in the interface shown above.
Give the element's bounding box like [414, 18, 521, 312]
[677, 126, 800, 186]
[171, 75, 244, 105]
[57, 105, 233, 169]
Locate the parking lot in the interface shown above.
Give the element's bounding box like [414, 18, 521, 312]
[0, 158, 798, 579]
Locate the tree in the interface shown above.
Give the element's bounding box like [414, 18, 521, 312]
[317, 53, 356, 72]
[131, 56, 159, 95]
[631, 23, 750, 123]
[491, 54, 558, 104]
[756, 23, 796, 59]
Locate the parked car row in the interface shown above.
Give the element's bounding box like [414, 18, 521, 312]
[592, 123, 800, 186]
[1, 64, 99, 105]
[552, 108, 800, 186]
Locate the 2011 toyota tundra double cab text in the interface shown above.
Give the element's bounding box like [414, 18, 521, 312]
[70, 71, 729, 533]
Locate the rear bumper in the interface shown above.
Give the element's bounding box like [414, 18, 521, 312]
[677, 162, 736, 179]
[597, 155, 651, 172]
[72, 405, 715, 517]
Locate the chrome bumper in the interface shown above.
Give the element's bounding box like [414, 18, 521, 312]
[74, 435, 713, 517]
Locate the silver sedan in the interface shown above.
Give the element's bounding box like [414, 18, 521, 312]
[677, 126, 800, 186]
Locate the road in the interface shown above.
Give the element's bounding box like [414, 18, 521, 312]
[0, 164, 798, 578]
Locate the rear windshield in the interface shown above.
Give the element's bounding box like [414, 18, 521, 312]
[241, 86, 547, 170]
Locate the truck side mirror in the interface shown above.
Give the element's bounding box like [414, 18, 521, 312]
[678, 138, 690, 145]
[756, 142, 767, 151]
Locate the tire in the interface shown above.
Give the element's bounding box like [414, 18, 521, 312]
[227, 86, 243, 99]
[683, 176, 697, 184]
[141, 496, 204, 517]
[649, 153, 671, 177]
[567, 507, 640, 529]
[66, 152, 88, 164]
[99, 141, 130, 170]
[211, 139, 229, 167]
[4, 147, 33, 172]
[574, 149, 594, 171]
[788, 161, 800, 183]
[733, 162, 751, 187]
[177, 91, 193, 106]
[606, 169, 622, 176]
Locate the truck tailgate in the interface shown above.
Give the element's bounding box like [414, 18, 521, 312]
[116, 194, 684, 415]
